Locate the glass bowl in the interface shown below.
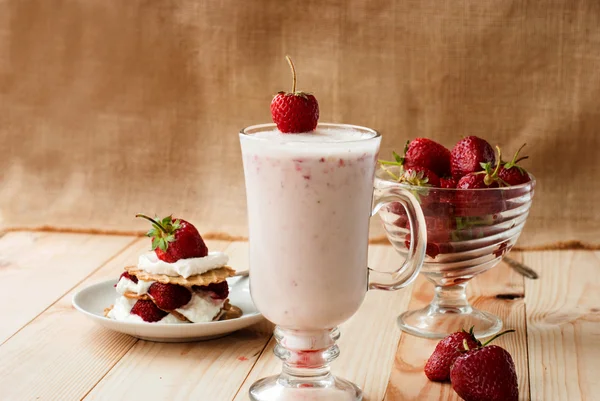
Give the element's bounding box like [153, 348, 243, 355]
[374, 167, 536, 339]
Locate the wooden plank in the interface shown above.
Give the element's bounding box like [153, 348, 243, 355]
[0, 231, 135, 343]
[384, 252, 529, 401]
[232, 244, 415, 401]
[83, 241, 275, 401]
[0, 237, 229, 400]
[525, 251, 600, 401]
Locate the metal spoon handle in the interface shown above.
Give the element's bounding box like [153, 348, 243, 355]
[504, 256, 539, 280]
[233, 270, 249, 277]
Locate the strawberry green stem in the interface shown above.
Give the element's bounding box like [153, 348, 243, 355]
[286, 55, 297, 93]
[484, 146, 503, 186]
[463, 339, 471, 351]
[506, 143, 528, 168]
[514, 156, 529, 164]
[481, 329, 515, 347]
[513, 143, 527, 162]
[136, 213, 168, 234]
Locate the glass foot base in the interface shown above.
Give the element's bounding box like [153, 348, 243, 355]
[249, 374, 362, 401]
[398, 304, 502, 339]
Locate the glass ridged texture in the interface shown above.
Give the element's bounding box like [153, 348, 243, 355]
[375, 166, 535, 339]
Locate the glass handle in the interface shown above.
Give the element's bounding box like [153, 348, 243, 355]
[368, 186, 427, 291]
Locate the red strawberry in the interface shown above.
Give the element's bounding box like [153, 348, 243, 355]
[119, 271, 138, 284]
[194, 281, 229, 300]
[440, 177, 457, 188]
[424, 328, 481, 381]
[403, 138, 452, 177]
[131, 299, 168, 322]
[404, 233, 453, 259]
[451, 344, 519, 401]
[456, 172, 499, 189]
[402, 166, 441, 187]
[136, 214, 208, 263]
[455, 172, 506, 217]
[498, 144, 531, 186]
[271, 56, 319, 133]
[148, 282, 192, 310]
[451, 136, 496, 179]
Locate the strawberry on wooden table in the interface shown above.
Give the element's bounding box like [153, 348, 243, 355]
[424, 327, 481, 382]
[271, 56, 319, 133]
[136, 214, 208, 263]
[425, 329, 518, 401]
[450, 331, 519, 401]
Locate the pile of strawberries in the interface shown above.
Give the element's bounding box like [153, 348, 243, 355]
[381, 136, 533, 258]
[424, 328, 519, 401]
[381, 136, 531, 189]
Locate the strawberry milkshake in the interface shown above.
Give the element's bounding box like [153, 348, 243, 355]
[242, 56, 426, 401]
[241, 124, 380, 330]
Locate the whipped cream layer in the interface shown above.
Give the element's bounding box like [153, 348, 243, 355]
[138, 251, 229, 278]
[116, 277, 154, 295]
[108, 276, 226, 324]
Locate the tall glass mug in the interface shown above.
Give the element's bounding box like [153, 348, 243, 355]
[240, 123, 427, 401]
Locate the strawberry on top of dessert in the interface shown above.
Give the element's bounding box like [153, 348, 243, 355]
[105, 214, 240, 324]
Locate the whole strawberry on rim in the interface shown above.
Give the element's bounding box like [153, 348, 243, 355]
[271, 56, 319, 134]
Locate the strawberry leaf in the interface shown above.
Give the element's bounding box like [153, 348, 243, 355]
[137, 213, 182, 253]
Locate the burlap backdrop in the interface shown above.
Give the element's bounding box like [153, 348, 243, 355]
[1, 0, 599, 248]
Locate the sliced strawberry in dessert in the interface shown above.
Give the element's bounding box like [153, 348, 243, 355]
[194, 281, 229, 300]
[148, 282, 192, 310]
[271, 56, 319, 134]
[131, 299, 168, 322]
[136, 214, 208, 263]
[119, 271, 138, 284]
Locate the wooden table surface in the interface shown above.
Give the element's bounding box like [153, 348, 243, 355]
[0, 231, 597, 401]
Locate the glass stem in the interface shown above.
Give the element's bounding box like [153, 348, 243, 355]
[431, 284, 472, 314]
[273, 327, 340, 387]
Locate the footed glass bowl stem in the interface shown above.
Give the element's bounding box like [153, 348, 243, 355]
[398, 282, 502, 339]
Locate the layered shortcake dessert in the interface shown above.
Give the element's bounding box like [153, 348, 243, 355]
[105, 214, 242, 323]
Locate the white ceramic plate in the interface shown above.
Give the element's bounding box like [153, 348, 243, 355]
[72, 276, 263, 342]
